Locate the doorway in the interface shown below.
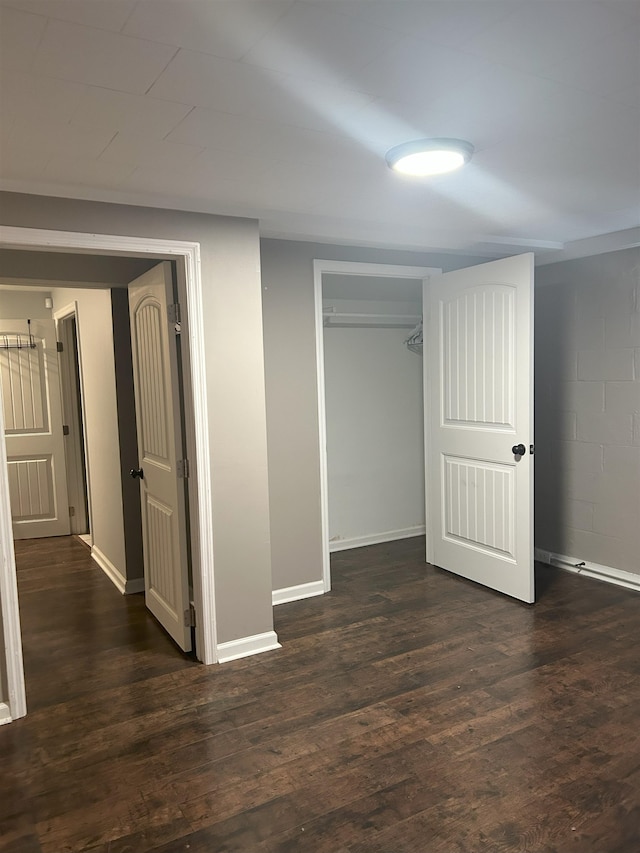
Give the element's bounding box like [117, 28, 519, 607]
[54, 308, 90, 541]
[314, 260, 440, 591]
[314, 255, 536, 604]
[0, 226, 218, 723]
[1, 268, 192, 649]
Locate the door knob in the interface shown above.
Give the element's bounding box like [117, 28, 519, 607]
[130, 467, 144, 479]
[511, 444, 526, 457]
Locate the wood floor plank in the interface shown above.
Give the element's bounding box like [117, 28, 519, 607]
[2, 534, 640, 852]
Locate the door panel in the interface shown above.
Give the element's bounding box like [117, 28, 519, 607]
[7, 457, 55, 519]
[443, 455, 515, 559]
[129, 262, 192, 652]
[1, 319, 70, 538]
[442, 286, 515, 428]
[427, 254, 534, 603]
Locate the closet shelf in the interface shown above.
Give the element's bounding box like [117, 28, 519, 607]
[323, 310, 421, 329]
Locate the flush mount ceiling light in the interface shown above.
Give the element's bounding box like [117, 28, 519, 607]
[385, 138, 474, 176]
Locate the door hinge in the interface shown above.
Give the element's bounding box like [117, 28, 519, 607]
[184, 603, 196, 628]
[56, 341, 64, 352]
[168, 302, 182, 333]
[69, 506, 75, 517]
[177, 458, 189, 479]
[62, 424, 70, 436]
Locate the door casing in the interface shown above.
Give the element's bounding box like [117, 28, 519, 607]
[0, 226, 218, 722]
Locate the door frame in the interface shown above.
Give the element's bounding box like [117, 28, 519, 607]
[54, 303, 91, 538]
[313, 259, 440, 592]
[0, 415, 25, 723]
[0, 226, 218, 721]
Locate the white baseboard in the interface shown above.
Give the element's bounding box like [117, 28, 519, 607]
[91, 547, 144, 595]
[272, 579, 325, 606]
[329, 525, 425, 553]
[92, 546, 126, 593]
[216, 630, 281, 664]
[0, 702, 12, 726]
[535, 548, 640, 593]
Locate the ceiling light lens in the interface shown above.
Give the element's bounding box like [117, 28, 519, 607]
[386, 138, 473, 177]
[394, 150, 465, 176]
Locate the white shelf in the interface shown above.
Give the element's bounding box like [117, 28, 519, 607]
[323, 311, 421, 329]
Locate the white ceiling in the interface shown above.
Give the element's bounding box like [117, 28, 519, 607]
[0, 0, 639, 258]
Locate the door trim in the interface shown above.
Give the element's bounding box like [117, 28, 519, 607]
[313, 259, 440, 592]
[0, 412, 26, 721]
[0, 228, 217, 712]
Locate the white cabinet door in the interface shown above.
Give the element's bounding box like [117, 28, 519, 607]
[427, 254, 534, 602]
[129, 263, 192, 651]
[1, 319, 70, 539]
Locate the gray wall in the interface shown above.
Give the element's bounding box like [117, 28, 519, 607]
[0, 248, 156, 284]
[260, 238, 494, 591]
[0, 191, 274, 646]
[535, 247, 640, 574]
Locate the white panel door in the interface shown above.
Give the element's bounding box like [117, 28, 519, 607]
[129, 262, 191, 652]
[427, 254, 534, 602]
[1, 319, 70, 539]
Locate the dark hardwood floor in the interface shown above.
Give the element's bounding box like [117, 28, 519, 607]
[2, 535, 640, 853]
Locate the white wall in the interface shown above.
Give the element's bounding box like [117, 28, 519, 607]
[324, 321, 425, 548]
[323, 295, 425, 548]
[51, 287, 127, 583]
[535, 247, 640, 574]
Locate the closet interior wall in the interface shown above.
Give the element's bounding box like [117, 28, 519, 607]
[322, 275, 426, 551]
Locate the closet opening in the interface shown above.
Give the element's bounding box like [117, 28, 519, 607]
[313, 260, 440, 591]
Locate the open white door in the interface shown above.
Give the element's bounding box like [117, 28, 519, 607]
[129, 262, 192, 652]
[427, 254, 534, 603]
[0, 319, 70, 539]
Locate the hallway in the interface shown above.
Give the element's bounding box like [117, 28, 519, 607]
[2, 535, 640, 852]
[12, 536, 192, 713]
